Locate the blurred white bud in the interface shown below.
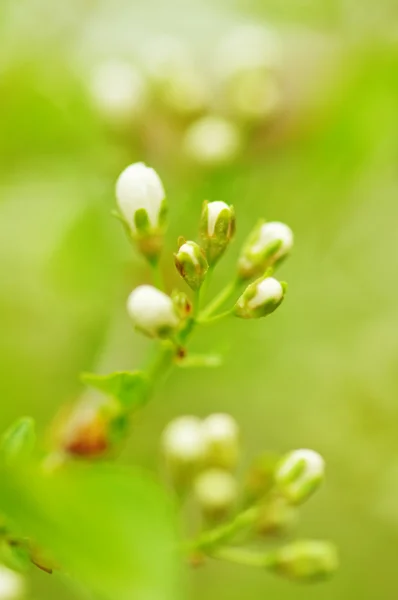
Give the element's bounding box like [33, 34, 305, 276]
[183, 116, 241, 166]
[193, 468, 238, 517]
[267, 540, 339, 582]
[199, 200, 235, 265]
[0, 565, 25, 600]
[202, 413, 239, 470]
[116, 162, 167, 261]
[215, 24, 282, 79]
[238, 221, 293, 279]
[175, 241, 208, 291]
[275, 449, 325, 505]
[161, 416, 206, 483]
[142, 35, 192, 80]
[88, 61, 146, 123]
[227, 71, 281, 121]
[127, 285, 180, 338]
[235, 276, 285, 319]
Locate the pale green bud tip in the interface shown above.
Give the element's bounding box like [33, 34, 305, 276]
[126, 285, 180, 338]
[194, 468, 238, 515]
[201, 413, 240, 470]
[161, 416, 206, 466]
[257, 497, 297, 536]
[175, 241, 209, 291]
[238, 221, 293, 279]
[268, 540, 339, 582]
[275, 449, 325, 504]
[235, 276, 285, 319]
[115, 162, 166, 233]
[0, 565, 25, 599]
[200, 201, 235, 265]
[184, 116, 241, 165]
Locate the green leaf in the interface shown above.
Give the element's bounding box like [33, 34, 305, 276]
[0, 417, 36, 465]
[81, 371, 149, 410]
[0, 462, 181, 600]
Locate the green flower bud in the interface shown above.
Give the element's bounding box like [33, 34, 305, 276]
[174, 241, 209, 291]
[193, 468, 238, 518]
[238, 220, 293, 280]
[200, 201, 236, 266]
[1, 417, 36, 465]
[202, 413, 239, 470]
[161, 416, 206, 485]
[256, 497, 297, 537]
[267, 540, 339, 582]
[275, 449, 325, 505]
[127, 285, 181, 339]
[235, 276, 285, 319]
[115, 162, 167, 263]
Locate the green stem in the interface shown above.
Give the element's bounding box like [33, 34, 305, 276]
[150, 261, 165, 291]
[200, 277, 241, 320]
[185, 506, 259, 553]
[210, 546, 271, 568]
[198, 309, 234, 326]
[146, 342, 176, 390]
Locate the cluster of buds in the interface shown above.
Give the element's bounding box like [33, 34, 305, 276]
[116, 161, 293, 340]
[162, 413, 239, 518]
[161, 412, 336, 582]
[87, 24, 283, 167]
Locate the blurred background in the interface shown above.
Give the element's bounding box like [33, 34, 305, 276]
[2, 0, 398, 598]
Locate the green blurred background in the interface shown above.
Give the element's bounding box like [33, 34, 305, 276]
[2, 0, 398, 598]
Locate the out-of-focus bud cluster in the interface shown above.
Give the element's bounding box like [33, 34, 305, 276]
[161, 414, 336, 582]
[161, 413, 239, 516]
[85, 24, 283, 167]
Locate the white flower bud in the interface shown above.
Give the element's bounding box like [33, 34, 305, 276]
[88, 61, 146, 123]
[183, 116, 241, 166]
[202, 413, 239, 470]
[127, 285, 180, 339]
[275, 449, 325, 505]
[0, 565, 25, 600]
[266, 540, 339, 582]
[238, 221, 293, 279]
[161, 416, 206, 484]
[174, 241, 208, 291]
[235, 276, 285, 319]
[200, 201, 235, 265]
[193, 468, 238, 517]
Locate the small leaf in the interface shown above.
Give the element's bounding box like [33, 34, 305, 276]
[0, 417, 36, 465]
[81, 371, 149, 410]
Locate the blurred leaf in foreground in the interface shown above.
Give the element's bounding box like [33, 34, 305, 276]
[0, 462, 180, 600]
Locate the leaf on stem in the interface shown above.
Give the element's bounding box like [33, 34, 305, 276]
[81, 371, 149, 410]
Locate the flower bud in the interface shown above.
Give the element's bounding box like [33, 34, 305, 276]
[235, 276, 285, 319]
[0, 565, 25, 599]
[256, 497, 297, 537]
[184, 116, 241, 166]
[202, 413, 239, 470]
[115, 162, 167, 262]
[161, 416, 206, 485]
[275, 449, 325, 505]
[127, 285, 180, 339]
[193, 468, 237, 518]
[200, 201, 235, 266]
[174, 241, 209, 291]
[238, 221, 293, 279]
[266, 540, 339, 582]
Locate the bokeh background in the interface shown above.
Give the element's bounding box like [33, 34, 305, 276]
[2, 0, 398, 599]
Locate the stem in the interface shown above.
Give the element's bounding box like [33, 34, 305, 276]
[185, 506, 259, 553]
[198, 309, 234, 326]
[146, 342, 176, 390]
[199, 265, 214, 309]
[200, 278, 241, 320]
[150, 261, 165, 291]
[210, 546, 271, 568]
